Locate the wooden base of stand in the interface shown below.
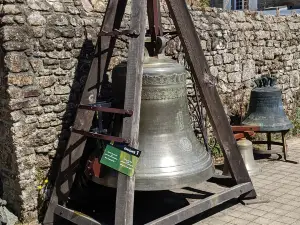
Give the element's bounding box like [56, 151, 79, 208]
[51, 177, 254, 225]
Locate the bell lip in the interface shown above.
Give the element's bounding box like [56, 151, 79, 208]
[252, 87, 280, 92]
[241, 121, 294, 132]
[89, 161, 215, 191]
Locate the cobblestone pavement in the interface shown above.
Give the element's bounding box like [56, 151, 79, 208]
[192, 137, 300, 225]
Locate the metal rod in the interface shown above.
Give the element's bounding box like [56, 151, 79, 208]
[71, 128, 129, 143]
[78, 105, 133, 116]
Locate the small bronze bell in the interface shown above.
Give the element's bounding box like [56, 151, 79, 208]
[223, 138, 261, 176]
[242, 76, 293, 132]
[91, 43, 214, 191]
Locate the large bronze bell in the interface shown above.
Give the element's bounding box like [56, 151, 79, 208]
[242, 77, 293, 131]
[91, 48, 214, 191]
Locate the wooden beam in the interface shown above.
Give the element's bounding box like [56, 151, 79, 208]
[43, 1, 127, 224]
[165, 0, 256, 198]
[114, 0, 147, 224]
[231, 126, 260, 132]
[145, 182, 253, 225]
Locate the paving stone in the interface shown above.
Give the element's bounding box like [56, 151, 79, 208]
[237, 206, 253, 213]
[248, 208, 268, 217]
[255, 204, 275, 212]
[262, 212, 281, 220]
[280, 204, 298, 211]
[286, 211, 300, 219]
[206, 218, 227, 225]
[217, 215, 236, 223]
[275, 216, 297, 224]
[253, 217, 273, 225]
[269, 221, 288, 225]
[230, 218, 251, 225]
[240, 213, 258, 222]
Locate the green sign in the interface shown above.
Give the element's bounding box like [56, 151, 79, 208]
[100, 144, 141, 177]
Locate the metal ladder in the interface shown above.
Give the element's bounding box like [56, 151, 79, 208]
[43, 0, 256, 224]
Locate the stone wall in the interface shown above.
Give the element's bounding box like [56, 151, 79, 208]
[0, 0, 300, 223]
[258, 0, 300, 9]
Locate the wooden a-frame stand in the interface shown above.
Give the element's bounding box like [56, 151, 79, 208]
[43, 0, 257, 224]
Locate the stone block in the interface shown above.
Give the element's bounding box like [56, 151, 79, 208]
[61, 27, 76, 38]
[2, 15, 15, 24]
[35, 144, 53, 153]
[47, 14, 69, 26]
[12, 122, 37, 138]
[39, 95, 60, 105]
[54, 85, 71, 95]
[53, 103, 66, 113]
[210, 66, 218, 78]
[223, 53, 234, 64]
[225, 64, 240, 73]
[3, 41, 30, 51]
[3, 4, 21, 14]
[14, 15, 25, 24]
[46, 50, 72, 59]
[264, 47, 275, 60]
[67, 6, 80, 14]
[7, 75, 33, 87]
[29, 58, 44, 73]
[213, 54, 223, 66]
[27, 0, 51, 11]
[3, 26, 29, 42]
[25, 115, 38, 124]
[289, 70, 300, 88]
[60, 59, 77, 70]
[27, 12, 46, 26]
[53, 2, 65, 12]
[23, 88, 41, 98]
[39, 39, 55, 51]
[37, 76, 56, 88]
[22, 106, 43, 115]
[5, 52, 30, 73]
[46, 27, 61, 39]
[228, 72, 242, 83]
[242, 60, 256, 81]
[10, 110, 25, 122]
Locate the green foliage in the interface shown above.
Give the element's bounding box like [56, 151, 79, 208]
[208, 137, 223, 158]
[291, 107, 300, 136]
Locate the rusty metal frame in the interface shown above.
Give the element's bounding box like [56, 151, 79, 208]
[71, 128, 129, 144]
[78, 104, 133, 116]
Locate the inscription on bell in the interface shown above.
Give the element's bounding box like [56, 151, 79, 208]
[180, 137, 192, 152]
[177, 111, 184, 131]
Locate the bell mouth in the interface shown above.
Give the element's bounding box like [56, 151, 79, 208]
[90, 160, 215, 191]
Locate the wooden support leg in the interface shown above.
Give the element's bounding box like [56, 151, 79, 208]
[114, 0, 147, 224]
[267, 132, 272, 151]
[282, 131, 288, 161]
[43, 1, 127, 224]
[165, 0, 256, 199]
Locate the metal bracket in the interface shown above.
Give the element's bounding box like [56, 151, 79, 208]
[72, 128, 130, 144]
[99, 29, 139, 38]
